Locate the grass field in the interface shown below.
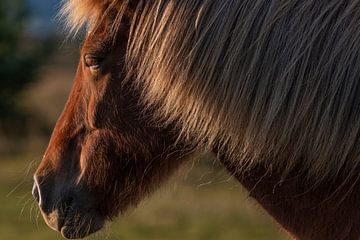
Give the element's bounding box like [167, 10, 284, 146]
[0, 152, 289, 240]
[0, 46, 290, 240]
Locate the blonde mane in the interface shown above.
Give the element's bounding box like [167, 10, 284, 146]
[62, 0, 360, 183]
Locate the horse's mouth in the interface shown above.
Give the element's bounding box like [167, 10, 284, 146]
[42, 205, 105, 239]
[60, 217, 104, 239]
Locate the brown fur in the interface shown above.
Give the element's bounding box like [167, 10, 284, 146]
[221, 156, 360, 240]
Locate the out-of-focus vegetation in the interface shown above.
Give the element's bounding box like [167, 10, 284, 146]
[0, 0, 53, 140]
[0, 1, 290, 240]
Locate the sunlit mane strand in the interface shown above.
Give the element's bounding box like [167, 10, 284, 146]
[60, 0, 129, 35]
[63, 0, 360, 184]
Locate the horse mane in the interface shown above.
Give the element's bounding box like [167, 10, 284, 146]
[62, 0, 360, 184]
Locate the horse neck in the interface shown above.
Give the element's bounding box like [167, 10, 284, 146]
[220, 156, 360, 240]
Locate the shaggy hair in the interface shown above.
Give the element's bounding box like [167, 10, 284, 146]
[62, 0, 360, 183]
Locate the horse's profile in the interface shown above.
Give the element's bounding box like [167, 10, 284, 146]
[32, 0, 360, 239]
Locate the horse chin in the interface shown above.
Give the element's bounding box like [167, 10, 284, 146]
[60, 218, 104, 239]
[41, 206, 105, 239]
[58, 213, 104, 239]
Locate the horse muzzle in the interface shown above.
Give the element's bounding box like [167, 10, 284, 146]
[32, 175, 105, 239]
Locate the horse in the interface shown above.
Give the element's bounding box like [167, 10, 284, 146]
[32, 0, 360, 239]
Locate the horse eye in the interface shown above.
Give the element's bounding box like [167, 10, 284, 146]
[84, 54, 104, 71]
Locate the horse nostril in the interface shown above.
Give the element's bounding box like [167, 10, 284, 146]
[32, 177, 41, 205]
[64, 196, 73, 209]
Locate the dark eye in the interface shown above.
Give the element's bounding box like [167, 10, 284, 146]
[84, 54, 104, 71]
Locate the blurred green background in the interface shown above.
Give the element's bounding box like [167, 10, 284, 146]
[0, 1, 289, 239]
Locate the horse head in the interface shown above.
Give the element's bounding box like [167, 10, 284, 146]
[32, 11, 191, 239]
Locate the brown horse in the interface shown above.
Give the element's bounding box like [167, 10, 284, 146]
[33, 0, 360, 239]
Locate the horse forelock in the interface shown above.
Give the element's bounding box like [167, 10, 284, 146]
[60, 0, 130, 35]
[63, 0, 360, 184]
